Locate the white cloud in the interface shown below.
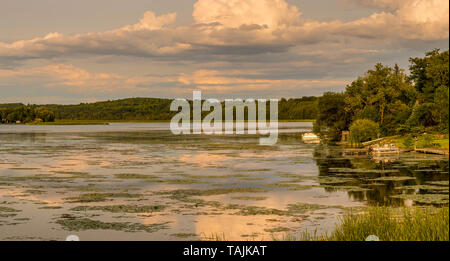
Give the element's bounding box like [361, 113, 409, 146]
[193, 0, 302, 29]
[0, 0, 447, 61]
[336, 0, 449, 40]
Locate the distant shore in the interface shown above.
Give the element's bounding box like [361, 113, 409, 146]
[18, 119, 316, 126]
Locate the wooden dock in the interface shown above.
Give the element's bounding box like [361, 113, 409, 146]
[415, 148, 449, 156]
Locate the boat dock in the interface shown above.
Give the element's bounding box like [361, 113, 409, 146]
[415, 148, 449, 156]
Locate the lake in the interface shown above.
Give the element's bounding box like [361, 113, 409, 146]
[0, 122, 448, 241]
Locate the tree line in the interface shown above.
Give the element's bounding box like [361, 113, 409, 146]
[0, 97, 318, 123]
[0, 104, 55, 123]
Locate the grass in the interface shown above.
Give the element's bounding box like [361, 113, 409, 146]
[383, 134, 449, 150]
[303, 207, 449, 241]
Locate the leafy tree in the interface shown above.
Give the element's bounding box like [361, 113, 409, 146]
[434, 85, 449, 132]
[409, 49, 449, 102]
[314, 92, 350, 141]
[345, 63, 416, 135]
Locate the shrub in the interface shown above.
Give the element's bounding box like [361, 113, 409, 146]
[402, 136, 414, 149]
[349, 119, 380, 144]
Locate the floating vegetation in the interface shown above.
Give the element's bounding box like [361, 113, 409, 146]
[66, 193, 142, 203]
[319, 177, 357, 186]
[0, 213, 17, 218]
[114, 174, 159, 180]
[427, 181, 449, 186]
[170, 233, 198, 239]
[178, 174, 249, 179]
[241, 233, 260, 238]
[321, 185, 372, 192]
[13, 218, 30, 221]
[396, 185, 449, 194]
[70, 205, 166, 213]
[390, 194, 449, 205]
[327, 168, 399, 174]
[162, 179, 205, 184]
[371, 176, 416, 182]
[0, 206, 21, 213]
[159, 187, 268, 200]
[231, 196, 268, 201]
[264, 227, 291, 233]
[228, 203, 340, 216]
[39, 206, 63, 210]
[56, 215, 170, 233]
[265, 183, 315, 190]
[230, 206, 287, 216]
[23, 189, 46, 195]
[286, 203, 343, 213]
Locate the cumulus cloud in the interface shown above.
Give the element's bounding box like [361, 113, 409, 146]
[336, 0, 449, 40]
[0, 0, 447, 61]
[193, 0, 302, 29]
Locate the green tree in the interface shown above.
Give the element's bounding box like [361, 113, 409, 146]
[349, 119, 380, 144]
[314, 92, 350, 141]
[345, 63, 415, 135]
[434, 85, 449, 132]
[409, 49, 449, 102]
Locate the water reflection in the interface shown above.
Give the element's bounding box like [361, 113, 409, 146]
[314, 145, 449, 206]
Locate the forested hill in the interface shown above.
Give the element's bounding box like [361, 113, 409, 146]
[0, 97, 318, 122]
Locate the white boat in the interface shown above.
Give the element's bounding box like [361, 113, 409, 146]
[369, 144, 400, 154]
[302, 132, 320, 144]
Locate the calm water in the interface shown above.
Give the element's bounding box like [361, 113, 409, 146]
[0, 123, 448, 241]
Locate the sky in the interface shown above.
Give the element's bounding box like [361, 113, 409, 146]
[0, 0, 448, 104]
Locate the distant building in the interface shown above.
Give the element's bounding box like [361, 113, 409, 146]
[341, 131, 350, 142]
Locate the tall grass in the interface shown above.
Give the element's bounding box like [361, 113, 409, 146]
[325, 207, 449, 241]
[201, 207, 449, 241]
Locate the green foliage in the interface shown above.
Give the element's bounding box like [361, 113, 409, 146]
[409, 49, 449, 102]
[316, 49, 448, 140]
[278, 97, 318, 120]
[344, 63, 416, 135]
[1, 97, 318, 123]
[402, 136, 414, 149]
[0, 104, 55, 123]
[314, 92, 350, 141]
[329, 207, 449, 241]
[418, 135, 435, 148]
[434, 85, 449, 132]
[349, 119, 379, 144]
